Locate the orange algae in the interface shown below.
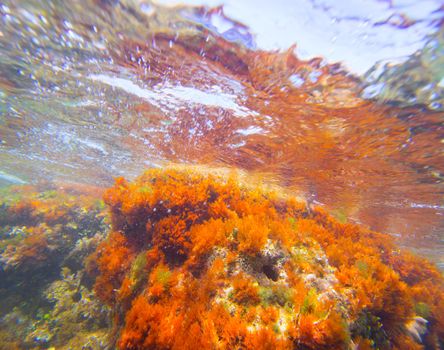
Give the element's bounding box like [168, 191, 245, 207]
[0, 185, 107, 271]
[89, 168, 444, 349]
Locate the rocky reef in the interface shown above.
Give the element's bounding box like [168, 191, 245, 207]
[86, 168, 444, 349]
[0, 169, 443, 349]
[0, 185, 112, 349]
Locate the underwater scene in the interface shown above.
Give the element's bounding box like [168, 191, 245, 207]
[0, 0, 444, 349]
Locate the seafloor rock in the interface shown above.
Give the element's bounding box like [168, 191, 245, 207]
[87, 168, 444, 349]
[0, 185, 112, 349]
[0, 187, 105, 304]
[25, 268, 111, 349]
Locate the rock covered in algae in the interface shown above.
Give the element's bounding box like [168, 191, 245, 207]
[0, 269, 111, 350]
[0, 185, 112, 349]
[25, 268, 111, 349]
[87, 168, 444, 349]
[0, 185, 108, 282]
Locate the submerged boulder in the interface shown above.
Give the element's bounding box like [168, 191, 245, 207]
[87, 168, 444, 349]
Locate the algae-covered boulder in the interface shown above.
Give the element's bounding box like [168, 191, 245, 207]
[87, 168, 444, 349]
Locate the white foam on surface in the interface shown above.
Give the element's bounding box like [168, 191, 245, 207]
[89, 74, 258, 118]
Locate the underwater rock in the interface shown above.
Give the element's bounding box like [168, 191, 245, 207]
[0, 186, 108, 303]
[87, 167, 444, 349]
[363, 27, 444, 111]
[0, 185, 112, 348]
[27, 268, 112, 349]
[0, 308, 35, 350]
[0, 268, 112, 350]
